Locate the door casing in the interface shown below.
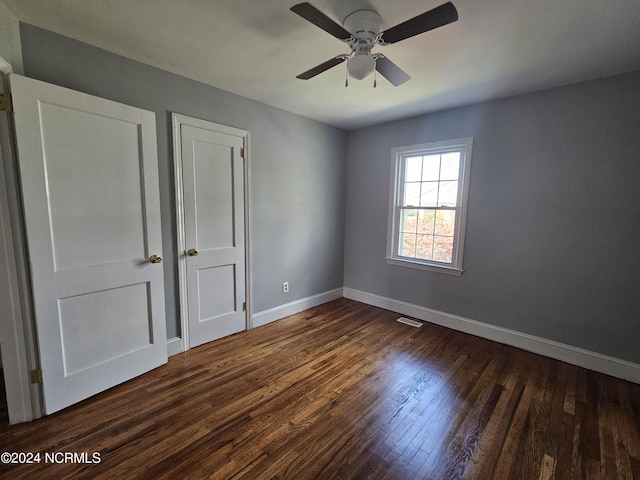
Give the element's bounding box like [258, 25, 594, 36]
[172, 113, 252, 351]
[0, 61, 43, 423]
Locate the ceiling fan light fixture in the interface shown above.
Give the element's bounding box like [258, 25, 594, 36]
[347, 53, 376, 80]
[290, 2, 459, 86]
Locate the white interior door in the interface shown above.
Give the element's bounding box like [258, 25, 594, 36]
[9, 74, 167, 414]
[179, 122, 246, 348]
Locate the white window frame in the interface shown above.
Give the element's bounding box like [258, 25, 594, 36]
[386, 137, 473, 275]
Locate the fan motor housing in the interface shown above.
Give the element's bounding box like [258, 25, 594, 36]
[343, 9, 382, 43]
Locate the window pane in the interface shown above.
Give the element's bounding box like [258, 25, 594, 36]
[438, 181, 458, 206]
[420, 181, 439, 207]
[440, 152, 460, 180]
[416, 234, 434, 260]
[403, 183, 421, 206]
[399, 233, 416, 257]
[433, 236, 454, 263]
[400, 209, 418, 234]
[405, 156, 422, 182]
[435, 210, 456, 236]
[417, 209, 435, 234]
[421, 154, 441, 181]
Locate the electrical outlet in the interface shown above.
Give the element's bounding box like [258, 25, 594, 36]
[282, 282, 289, 293]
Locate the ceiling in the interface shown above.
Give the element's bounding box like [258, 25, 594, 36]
[4, 0, 640, 130]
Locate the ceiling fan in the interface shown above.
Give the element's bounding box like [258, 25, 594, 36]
[290, 2, 458, 86]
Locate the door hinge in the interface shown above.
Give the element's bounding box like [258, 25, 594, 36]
[242, 301, 247, 311]
[240, 147, 245, 158]
[0, 93, 13, 113]
[29, 368, 43, 384]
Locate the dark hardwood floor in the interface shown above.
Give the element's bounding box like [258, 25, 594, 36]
[0, 298, 639, 479]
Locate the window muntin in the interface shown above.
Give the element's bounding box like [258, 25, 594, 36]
[387, 138, 472, 274]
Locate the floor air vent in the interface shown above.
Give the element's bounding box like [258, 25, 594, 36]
[396, 317, 422, 328]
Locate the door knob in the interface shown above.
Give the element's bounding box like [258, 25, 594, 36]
[149, 255, 163, 264]
[187, 248, 199, 257]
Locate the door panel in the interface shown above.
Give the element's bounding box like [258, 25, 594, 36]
[181, 124, 246, 348]
[193, 140, 235, 249]
[41, 103, 147, 269]
[9, 74, 167, 414]
[58, 282, 152, 375]
[197, 265, 236, 320]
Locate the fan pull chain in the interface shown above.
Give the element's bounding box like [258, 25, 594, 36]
[373, 57, 378, 88]
[345, 66, 349, 87]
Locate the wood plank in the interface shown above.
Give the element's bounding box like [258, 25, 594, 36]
[492, 378, 535, 479]
[554, 411, 577, 480]
[0, 298, 639, 480]
[508, 356, 554, 480]
[564, 364, 578, 415]
[570, 404, 585, 480]
[461, 372, 523, 480]
[598, 377, 619, 479]
[617, 378, 640, 459]
[538, 453, 557, 480]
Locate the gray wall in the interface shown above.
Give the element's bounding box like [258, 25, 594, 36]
[0, 1, 23, 73]
[344, 70, 640, 363]
[19, 23, 347, 338]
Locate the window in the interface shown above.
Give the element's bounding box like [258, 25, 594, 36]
[386, 137, 473, 275]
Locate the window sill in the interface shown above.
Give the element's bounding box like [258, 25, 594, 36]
[385, 257, 464, 276]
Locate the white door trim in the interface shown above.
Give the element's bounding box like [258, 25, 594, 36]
[0, 60, 43, 423]
[172, 113, 252, 351]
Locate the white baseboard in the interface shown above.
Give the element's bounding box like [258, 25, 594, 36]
[166, 337, 184, 357]
[343, 287, 640, 384]
[252, 288, 343, 328]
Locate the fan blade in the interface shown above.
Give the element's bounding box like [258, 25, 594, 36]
[379, 2, 458, 44]
[375, 56, 411, 86]
[290, 3, 353, 41]
[296, 56, 347, 80]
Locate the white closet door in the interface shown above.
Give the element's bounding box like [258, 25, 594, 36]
[180, 123, 246, 348]
[10, 74, 167, 414]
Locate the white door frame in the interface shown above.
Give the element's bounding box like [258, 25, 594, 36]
[172, 113, 252, 351]
[0, 57, 42, 423]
